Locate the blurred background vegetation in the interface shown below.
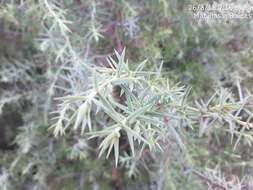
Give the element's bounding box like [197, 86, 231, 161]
[0, 0, 253, 189]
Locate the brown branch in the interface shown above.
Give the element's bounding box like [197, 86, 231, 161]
[192, 170, 227, 190]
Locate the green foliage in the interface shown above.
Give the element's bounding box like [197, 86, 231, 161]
[0, 0, 253, 189]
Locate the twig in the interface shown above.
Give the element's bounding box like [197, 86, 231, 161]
[192, 170, 227, 190]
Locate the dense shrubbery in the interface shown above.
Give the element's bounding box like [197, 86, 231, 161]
[0, 0, 253, 189]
